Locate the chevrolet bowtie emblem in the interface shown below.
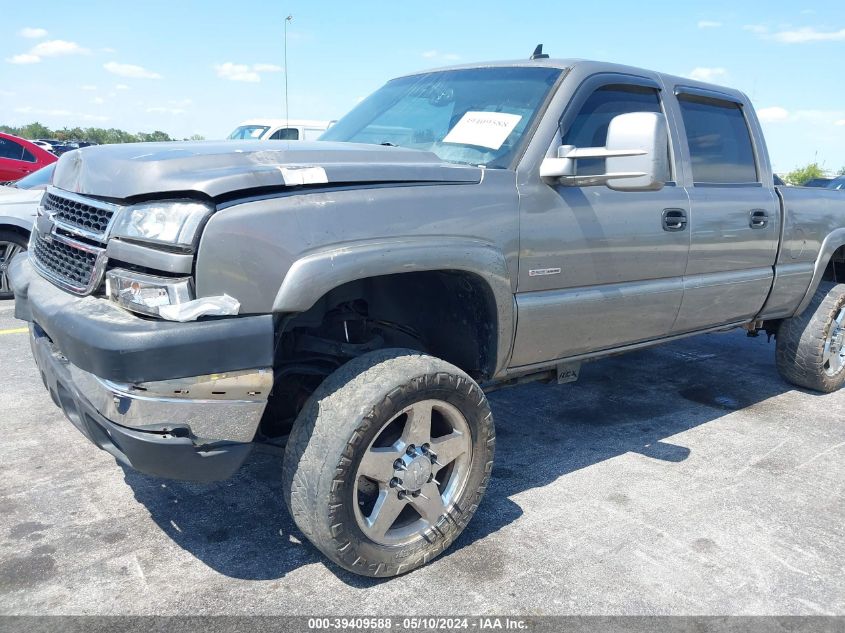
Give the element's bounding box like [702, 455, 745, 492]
[36, 212, 56, 242]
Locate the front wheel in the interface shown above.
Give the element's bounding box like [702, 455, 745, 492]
[282, 349, 495, 577]
[0, 230, 28, 300]
[776, 282, 845, 393]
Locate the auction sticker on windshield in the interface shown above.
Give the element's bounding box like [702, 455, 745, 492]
[443, 111, 522, 149]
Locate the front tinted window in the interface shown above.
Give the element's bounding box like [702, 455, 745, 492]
[321, 67, 561, 168]
[228, 125, 270, 140]
[562, 84, 666, 177]
[678, 95, 758, 184]
[269, 128, 299, 140]
[0, 138, 25, 160]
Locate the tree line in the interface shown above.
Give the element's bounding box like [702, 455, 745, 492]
[0, 121, 204, 145]
[785, 163, 845, 185]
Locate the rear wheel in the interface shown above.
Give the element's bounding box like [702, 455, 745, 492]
[282, 349, 495, 577]
[776, 282, 845, 393]
[0, 230, 27, 300]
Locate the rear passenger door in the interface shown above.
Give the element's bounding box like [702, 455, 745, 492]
[671, 88, 780, 332]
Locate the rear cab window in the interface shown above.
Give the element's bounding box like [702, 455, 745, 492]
[677, 93, 758, 184]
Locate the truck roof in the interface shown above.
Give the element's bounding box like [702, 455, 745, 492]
[399, 58, 749, 105]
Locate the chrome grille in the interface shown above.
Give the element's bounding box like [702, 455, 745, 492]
[31, 232, 106, 295]
[44, 192, 115, 235]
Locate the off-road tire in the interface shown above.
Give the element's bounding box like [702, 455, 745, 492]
[776, 281, 845, 393]
[282, 348, 495, 577]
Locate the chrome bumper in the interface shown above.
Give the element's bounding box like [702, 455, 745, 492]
[31, 323, 272, 449]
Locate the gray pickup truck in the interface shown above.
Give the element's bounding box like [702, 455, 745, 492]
[9, 57, 845, 577]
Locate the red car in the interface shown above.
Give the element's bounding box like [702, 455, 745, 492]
[0, 132, 58, 183]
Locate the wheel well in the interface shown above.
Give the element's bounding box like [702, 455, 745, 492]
[259, 270, 499, 438]
[823, 245, 845, 283]
[0, 224, 30, 244]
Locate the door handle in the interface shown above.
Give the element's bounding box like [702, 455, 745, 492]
[662, 208, 687, 232]
[750, 209, 769, 229]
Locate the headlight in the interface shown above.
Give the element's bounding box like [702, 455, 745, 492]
[106, 269, 193, 317]
[110, 200, 213, 248]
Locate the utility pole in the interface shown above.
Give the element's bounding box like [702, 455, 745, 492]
[284, 14, 293, 131]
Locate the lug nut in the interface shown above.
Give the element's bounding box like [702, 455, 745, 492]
[389, 477, 402, 488]
[397, 490, 408, 500]
[406, 444, 416, 455]
[393, 459, 406, 471]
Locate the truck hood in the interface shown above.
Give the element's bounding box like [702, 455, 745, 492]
[51, 140, 483, 200]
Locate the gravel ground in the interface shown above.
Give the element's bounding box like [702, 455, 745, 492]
[0, 297, 843, 616]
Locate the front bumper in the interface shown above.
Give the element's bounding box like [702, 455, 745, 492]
[10, 255, 276, 482]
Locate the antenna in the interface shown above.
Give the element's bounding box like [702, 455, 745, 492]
[531, 44, 549, 60]
[284, 14, 293, 132]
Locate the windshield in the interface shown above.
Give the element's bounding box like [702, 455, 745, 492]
[321, 66, 562, 168]
[14, 163, 55, 190]
[228, 125, 270, 140]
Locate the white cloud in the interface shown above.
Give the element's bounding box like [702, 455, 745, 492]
[213, 62, 284, 82]
[836, 119, 845, 127]
[104, 61, 161, 79]
[6, 39, 89, 64]
[7, 54, 40, 64]
[30, 40, 88, 57]
[146, 106, 186, 115]
[770, 27, 845, 43]
[757, 106, 790, 123]
[81, 84, 97, 91]
[91, 97, 105, 105]
[688, 67, 727, 82]
[19, 27, 48, 39]
[214, 63, 260, 82]
[697, 20, 722, 28]
[252, 63, 283, 72]
[115, 83, 130, 91]
[422, 50, 460, 62]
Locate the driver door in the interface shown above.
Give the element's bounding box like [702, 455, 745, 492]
[511, 75, 691, 367]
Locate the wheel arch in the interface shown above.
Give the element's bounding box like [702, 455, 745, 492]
[272, 237, 515, 377]
[0, 217, 33, 239]
[795, 228, 845, 316]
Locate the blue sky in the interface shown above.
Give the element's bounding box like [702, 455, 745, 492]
[1, 0, 844, 173]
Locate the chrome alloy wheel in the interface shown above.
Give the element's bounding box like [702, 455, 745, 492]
[353, 399, 472, 546]
[823, 307, 845, 376]
[0, 240, 24, 297]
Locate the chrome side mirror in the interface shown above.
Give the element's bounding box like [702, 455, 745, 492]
[540, 111, 669, 191]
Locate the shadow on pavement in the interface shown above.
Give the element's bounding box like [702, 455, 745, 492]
[121, 331, 808, 585]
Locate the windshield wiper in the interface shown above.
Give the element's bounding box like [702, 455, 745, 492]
[380, 142, 398, 147]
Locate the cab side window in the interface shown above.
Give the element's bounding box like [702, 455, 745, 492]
[269, 128, 300, 140]
[677, 94, 758, 184]
[562, 84, 668, 178]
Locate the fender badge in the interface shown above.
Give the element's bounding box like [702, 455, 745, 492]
[529, 267, 561, 277]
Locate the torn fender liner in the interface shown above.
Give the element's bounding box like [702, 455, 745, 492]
[10, 256, 274, 384]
